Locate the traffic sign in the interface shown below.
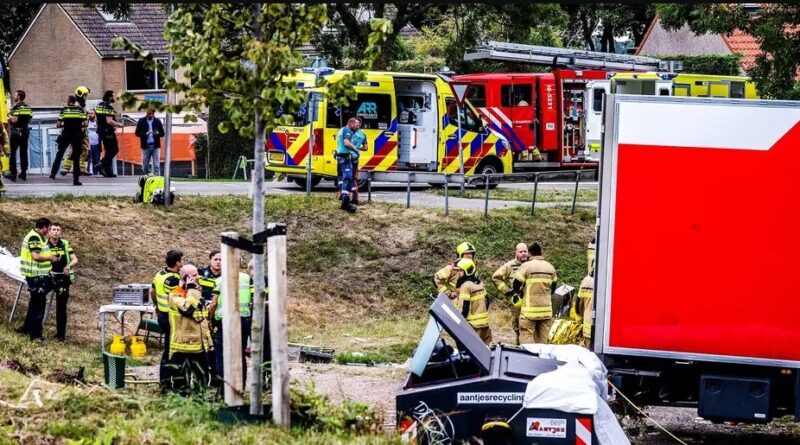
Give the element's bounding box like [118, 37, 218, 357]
[450, 82, 470, 106]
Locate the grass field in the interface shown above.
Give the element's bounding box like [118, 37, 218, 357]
[427, 187, 598, 203]
[0, 194, 595, 443]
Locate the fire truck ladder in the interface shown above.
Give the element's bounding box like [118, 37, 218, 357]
[464, 41, 661, 72]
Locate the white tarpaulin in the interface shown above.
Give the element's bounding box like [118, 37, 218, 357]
[0, 246, 24, 283]
[522, 344, 630, 445]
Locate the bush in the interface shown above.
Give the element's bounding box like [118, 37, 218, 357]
[207, 100, 255, 178]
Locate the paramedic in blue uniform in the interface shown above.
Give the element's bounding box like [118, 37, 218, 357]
[335, 117, 362, 212]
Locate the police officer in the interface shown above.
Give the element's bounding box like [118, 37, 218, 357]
[6, 90, 32, 182]
[96, 90, 124, 177]
[208, 266, 253, 388]
[198, 250, 222, 304]
[19, 218, 57, 343]
[50, 95, 86, 186]
[434, 242, 476, 300]
[59, 87, 91, 177]
[46, 222, 78, 342]
[150, 250, 183, 388]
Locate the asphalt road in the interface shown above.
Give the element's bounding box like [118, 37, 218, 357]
[1, 175, 598, 212]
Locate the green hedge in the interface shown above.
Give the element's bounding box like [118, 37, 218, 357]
[207, 101, 255, 178]
[658, 54, 742, 76]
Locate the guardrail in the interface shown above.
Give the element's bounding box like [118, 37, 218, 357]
[361, 169, 597, 217]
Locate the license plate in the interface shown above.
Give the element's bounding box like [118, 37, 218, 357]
[268, 152, 285, 164]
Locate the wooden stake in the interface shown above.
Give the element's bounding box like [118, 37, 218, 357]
[221, 231, 243, 406]
[268, 223, 289, 426]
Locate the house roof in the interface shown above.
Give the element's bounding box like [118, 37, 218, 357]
[721, 29, 760, 70]
[60, 4, 167, 58]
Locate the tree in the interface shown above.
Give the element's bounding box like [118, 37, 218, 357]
[658, 4, 800, 99]
[0, 3, 41, 89]
[114, 3, 389, 417]
[561, 4, 655, 52]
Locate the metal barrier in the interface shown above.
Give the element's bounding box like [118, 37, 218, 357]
[361, 169, 597, 217]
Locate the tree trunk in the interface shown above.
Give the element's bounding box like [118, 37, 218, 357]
[601, 25, 614, 53]
[580, 14, 595, 52]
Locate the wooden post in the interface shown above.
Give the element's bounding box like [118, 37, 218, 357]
[221, 231, 243, 406]
[268, 222, 289, 426]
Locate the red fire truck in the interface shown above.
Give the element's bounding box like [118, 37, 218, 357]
[457, 41, 662, 170]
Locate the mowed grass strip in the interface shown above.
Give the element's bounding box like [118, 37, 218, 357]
[427, 187, 598, 203]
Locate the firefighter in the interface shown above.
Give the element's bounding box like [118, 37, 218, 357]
[512, 243, 557, 344]
[434, 242, 476, 299]
[46, 222, 78, 342]
[19, 218, 57, 343]
[455, 258, 491, 345]
[50, 95, 86, 186]
[587, 238, 596, 274]
[167, 264, 213, 391]
[491, 242, 529, 345]
[60, 87, 91, 176]
[96, 90, 124, 177]
[6, 90, 32, 182]
[150, 250, 183, 388]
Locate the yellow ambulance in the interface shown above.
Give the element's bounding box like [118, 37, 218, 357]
[265, 70, 512, 188]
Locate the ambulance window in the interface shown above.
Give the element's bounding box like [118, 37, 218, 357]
[658, 88, 670, 96]
[501, 84, 532, 107]
[326, 93, 392, 130]
[592, 88, 605, 112]
[276, 100, 310, 127]
[466, 85, 486, 108]
[730, 82, 745, 99]
[445, 98, 482, 133]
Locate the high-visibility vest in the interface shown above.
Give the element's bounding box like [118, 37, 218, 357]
[197, 267, 220, 301]
[214, 272, 253, 320]
[459, 280, 489, 329]
[152, 269, 180, 313]
[20, 230, 50, 278]
[515, 256, 557, 321]
[578, 275, 594, 338]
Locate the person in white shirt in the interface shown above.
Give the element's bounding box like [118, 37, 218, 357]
[87, 109, 101, 175]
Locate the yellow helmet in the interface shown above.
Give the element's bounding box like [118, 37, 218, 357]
[455, 258, 476, 276]
[75, 86, 90, 98]
[456, 242, 476, 259]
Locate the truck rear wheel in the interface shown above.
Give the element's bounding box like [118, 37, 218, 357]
[293, 176, 322, 190]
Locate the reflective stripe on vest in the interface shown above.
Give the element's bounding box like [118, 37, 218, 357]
[214, 273, 252, 320]
[169, 292, 209, 354]
[20, 230, 50, 278]
[153, 269, 179, 312]
[460, 288, 489, 329]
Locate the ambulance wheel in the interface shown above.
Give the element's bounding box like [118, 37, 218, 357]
[134, 192, 142, 203]
[477, 158, 503, 189]
[293, 176, 322, 190]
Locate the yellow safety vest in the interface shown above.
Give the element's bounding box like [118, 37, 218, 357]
[578, 275, 594, 338]
[516, 256, 557, 321]
[152, 268, 180, 313]
[459, 280, 489, 329]
[214, 272, 253, 320]
[20, 230, 50, 278]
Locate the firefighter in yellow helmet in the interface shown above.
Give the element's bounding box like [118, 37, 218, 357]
[455, 258, 491, 345]
[491, 242, 529, 345]
[511, 242, 557, 344]
[433, 242, 475, 300]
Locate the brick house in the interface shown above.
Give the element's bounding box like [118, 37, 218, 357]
[636, 15, 761, 74]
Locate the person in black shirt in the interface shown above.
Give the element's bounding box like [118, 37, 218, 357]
[51, 95, 86, 185]
[46, 223, 77, 342]
[96, 90, 125, 177]
[198, 250, 222, 304]
[5, 90, 33, 182]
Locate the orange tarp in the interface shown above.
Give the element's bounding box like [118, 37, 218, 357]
[115, 126, 198, 163]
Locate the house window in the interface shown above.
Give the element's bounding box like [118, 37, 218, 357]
[125, 60, 166, 91]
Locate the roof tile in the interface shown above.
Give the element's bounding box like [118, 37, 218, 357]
[60, 4, 167, 58]
[722, 29, 761, 70]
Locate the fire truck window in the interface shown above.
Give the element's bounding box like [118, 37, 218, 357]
[592, 88, 605, 113]
[501, 84, 533, 107]
[445, 98, 482, 133]
[326, 93, 393, 130]
[466, 85, 486, 108]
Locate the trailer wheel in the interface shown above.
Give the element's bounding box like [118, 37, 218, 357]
[293, 176, 322, 190]
[477, 158, 503, 189]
